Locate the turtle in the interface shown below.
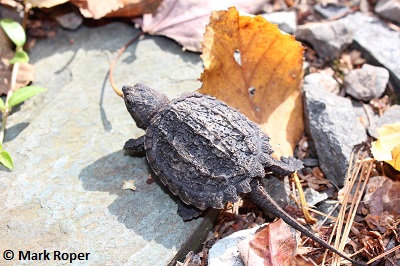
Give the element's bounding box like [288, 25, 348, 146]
[122, 83, 364, 266]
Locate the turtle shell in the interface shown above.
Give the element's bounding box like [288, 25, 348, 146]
[144, 92, 274, 210]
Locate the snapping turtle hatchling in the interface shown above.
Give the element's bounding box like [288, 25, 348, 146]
[122, 83, 364, 266]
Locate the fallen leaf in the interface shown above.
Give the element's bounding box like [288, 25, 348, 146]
[291, 254, 318, 266]
[24, 0, 68, 8]
[365, 212, 396, 233]
[360, 230, 385, 260]
[70, 0, 162, 19]
[198, 7, 304, 156]
[0, 0, 24, 9]
[371, 123, 400, 171]
[134, 0, 265, 52]
[122, 179, 136, 190]
[135, 0, 232, 52]
[363, 176, 400, 217]
[238, 219, 297, 266]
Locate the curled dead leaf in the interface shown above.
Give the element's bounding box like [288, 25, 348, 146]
[363, 176, 400, 217]
[135, 0, 232, 52]
[24, 0, 69, 8]
[238, 219, 297, 266]
[70, 0, 162, 19]
[198, 7, 304, 156]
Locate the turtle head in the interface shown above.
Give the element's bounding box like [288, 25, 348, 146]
[122, 83, 170, 129]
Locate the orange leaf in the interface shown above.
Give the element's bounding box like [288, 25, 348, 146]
[392, 146, 400, 170]
[198, 7, 304, 156]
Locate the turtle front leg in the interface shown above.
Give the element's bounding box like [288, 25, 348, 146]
[124, 135, 146, 156]
[177, 201, 203, 221]
[264, 156, 303, 176]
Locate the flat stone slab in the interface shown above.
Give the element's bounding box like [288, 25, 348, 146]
[0, 22, 206, 265]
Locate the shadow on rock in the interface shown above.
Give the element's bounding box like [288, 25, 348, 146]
[4, 122, 30, 143]
[79, 150, 191, 249]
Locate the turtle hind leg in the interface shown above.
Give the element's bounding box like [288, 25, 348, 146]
[124, 135, 146, 157]
[262, 155, 303, 176]
[177, 201, 203, 221]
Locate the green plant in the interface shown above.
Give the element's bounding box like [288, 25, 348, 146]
[0, 18, 47, 170]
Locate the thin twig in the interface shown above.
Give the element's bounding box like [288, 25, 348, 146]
[0, 62, 19, 144]
[109, 32, 144, 98]
[367, 245, 400, 264]
[305, 205, 337, 223]
[293, 172, 318, 223]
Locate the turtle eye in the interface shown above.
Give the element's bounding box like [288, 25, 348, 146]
[125, 99, 134, 109]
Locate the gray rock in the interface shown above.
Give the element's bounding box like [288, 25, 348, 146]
[54, 11, 83, 30]
[376, 105, 400, 127]
[370, 104, 400, 137]
[0, 22, 205, 265]
[304, 188, 328, 206]
[259, 176, 289, 218]
[262, 11, 297, 34]
[208, 226, 260, 266]
[344, 12, 400, 97]
[352, 100, 379, 134]
[375, 0, 400, 24]
[303, 75, 368, 186]
[305, 72, 340, 94]
[314, 3, 351, 19]
[296, 20, 353, 61]
[344, 64, 389, 101]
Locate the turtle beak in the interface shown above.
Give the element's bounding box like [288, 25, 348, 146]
[122, 85, 133, 99]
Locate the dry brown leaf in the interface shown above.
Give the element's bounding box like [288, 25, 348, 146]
[365, 212, 396, 233]
[0, 0, 24, 9]
[134, 0, 266, 52]
[238, 219, 297, 266]
[364, 176, 400, 217]
[135, 0, 233, 52]
[198, 7, 304, 156]
[24, 0, 68, 8]
[70, 0, 162, 19]
[291, 254, 318, 266]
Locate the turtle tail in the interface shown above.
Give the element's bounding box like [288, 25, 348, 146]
[248, 179, 365, 266]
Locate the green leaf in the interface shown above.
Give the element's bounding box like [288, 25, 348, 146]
[0, 19, 26, 48]
[0, 98, 5, 111]
[0, 150, 14, 170]
[9, 50, 29, 64]
[8, 86, 47, 107]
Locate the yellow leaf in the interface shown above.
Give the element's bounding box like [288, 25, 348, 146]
[198, 7, 304, 157]
[389, 146, 400, 170]
[371, 123, 400, 171]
